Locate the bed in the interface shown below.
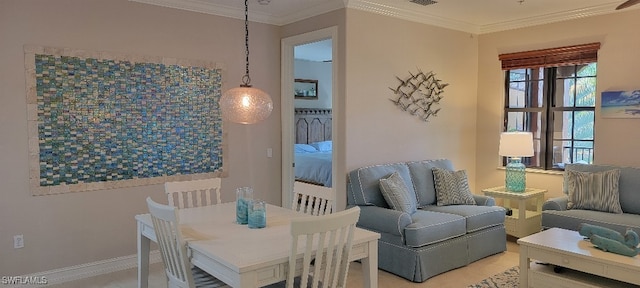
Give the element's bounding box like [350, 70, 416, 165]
[294, 108, 332, 187]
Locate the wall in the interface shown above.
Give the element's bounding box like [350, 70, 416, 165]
[344, 10, 480, 196]
[0, 0, 281, 275]
[476, 9, 640, 198]
[294, 59, 333, 109]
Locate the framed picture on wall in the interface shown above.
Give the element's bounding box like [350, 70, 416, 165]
[294, 79, 318, 100]
[601, 90, 640, 118]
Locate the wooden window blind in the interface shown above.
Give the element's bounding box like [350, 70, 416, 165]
[498, 43, 600, 70]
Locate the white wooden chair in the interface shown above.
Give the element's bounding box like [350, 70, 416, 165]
[165, 178, 222, 209]
[145, 197, 227, 288]
[284, 206, 361, 288]
[292, 181, 334, 216]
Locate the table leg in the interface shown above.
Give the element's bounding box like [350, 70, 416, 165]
[361, 240, 378, 288]
[137, 221, 150, 288]
[519, 245, 529, 288]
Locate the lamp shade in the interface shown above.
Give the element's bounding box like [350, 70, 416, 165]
[499, 132, 534, 157]
[219, 86, 273, 125]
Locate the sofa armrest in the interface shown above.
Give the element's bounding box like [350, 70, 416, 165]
[542, 196, 568, 211]
[356, 205, 412, 237]
[473, 195, 496, 206]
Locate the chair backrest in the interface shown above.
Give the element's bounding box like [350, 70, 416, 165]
[286, 206, 360, 288]
[292, 181, 334, 216]
[165, 178, 222, 209]
[146, 197, 195, 288]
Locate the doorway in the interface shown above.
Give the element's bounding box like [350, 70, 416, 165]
[281, 27, 338, 208]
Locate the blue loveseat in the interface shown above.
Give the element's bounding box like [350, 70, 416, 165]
[542, 163, 640, 235]
[346, 159, 507, 282]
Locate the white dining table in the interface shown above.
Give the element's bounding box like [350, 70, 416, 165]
[135, 202, 380, 288]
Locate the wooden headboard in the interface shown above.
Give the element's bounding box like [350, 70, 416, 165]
[295, 108, 332, 144]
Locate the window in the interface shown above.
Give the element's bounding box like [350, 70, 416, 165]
[499, 43, 600, 170]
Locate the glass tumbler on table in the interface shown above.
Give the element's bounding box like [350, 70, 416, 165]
[248, 200, 266, 229]
[236, 187, 254, 225]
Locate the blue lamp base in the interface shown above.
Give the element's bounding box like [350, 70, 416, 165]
[505, 157, 526, 192]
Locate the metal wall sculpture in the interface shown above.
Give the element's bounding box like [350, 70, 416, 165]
[389, 69, 448, 122]
[24, 45, 226, 195]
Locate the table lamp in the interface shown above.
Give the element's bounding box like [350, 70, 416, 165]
[499, 132, 534, 192]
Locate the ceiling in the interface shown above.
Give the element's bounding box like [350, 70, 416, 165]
[295, 39, 333, 62]
[130, 0, 636, 34]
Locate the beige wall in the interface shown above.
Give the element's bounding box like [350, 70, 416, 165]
[476, 9, 640, 199]
[0, 0, 281, 275]
[5, 0, 640, 278]
[344, 9, 480, 191]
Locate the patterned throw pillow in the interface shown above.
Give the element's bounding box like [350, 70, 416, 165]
[567, 169, 623, 214]
[432, 168, 476, 206]
[379, 172, 417, 214]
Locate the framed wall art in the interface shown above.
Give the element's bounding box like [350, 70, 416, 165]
[24, 45, 227, 195]
[601, 90, 640, 118]
[294, 79, 318, 100]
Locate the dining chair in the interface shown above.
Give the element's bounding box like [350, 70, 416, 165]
[146, 197, 228, 288]
[165, 178, 222, 209]
[283, 206, 361, 288]
[292, 181, 334, 216]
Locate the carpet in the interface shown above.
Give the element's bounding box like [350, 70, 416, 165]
[467, 266, 519, 288]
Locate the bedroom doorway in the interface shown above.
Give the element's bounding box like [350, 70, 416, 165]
[281, 27, 338, 209]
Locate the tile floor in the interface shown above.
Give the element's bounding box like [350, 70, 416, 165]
[48, 238, 520, 288]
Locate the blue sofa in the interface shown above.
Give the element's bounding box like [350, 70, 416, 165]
[346, 159, 507, 282]
[542, 164, 640, 235]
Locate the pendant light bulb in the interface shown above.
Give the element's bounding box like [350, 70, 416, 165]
[220, 86, 273, 125]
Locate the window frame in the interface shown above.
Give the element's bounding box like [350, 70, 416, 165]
[499, 43, 600, 171]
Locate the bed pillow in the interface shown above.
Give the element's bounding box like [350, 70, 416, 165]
[432, 168, 476, 206]
[379, 172, 417, 214]
[310, 140, 332, 152]
[566, 169, 623, 214]
[294, 144, 318, 154]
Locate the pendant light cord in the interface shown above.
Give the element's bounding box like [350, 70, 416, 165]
[242, 0, 252, 87]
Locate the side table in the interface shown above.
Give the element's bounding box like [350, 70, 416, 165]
[481, 186, 547, 238]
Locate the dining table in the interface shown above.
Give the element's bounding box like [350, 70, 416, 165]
[135, 201, 380, 288]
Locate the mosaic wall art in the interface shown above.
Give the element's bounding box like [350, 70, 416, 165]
[24, 45, 226, 195]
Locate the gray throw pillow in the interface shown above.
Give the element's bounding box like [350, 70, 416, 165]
[432, 168, 476, 206]
[379, 172, 417, 214]
[566, 169, 623, 214]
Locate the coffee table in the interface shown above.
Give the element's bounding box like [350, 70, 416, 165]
[518, 228, 640, 288]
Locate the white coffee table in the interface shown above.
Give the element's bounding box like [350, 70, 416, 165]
[518, 228, 640, 288]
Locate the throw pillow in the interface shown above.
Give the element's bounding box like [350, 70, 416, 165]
[566, 169, 623, 214]
[432, 168, 476, 206]
[379, 172, 417, 214]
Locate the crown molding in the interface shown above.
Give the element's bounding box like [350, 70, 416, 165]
[346, 0, 479, 34]
[130, 0, 626, 33]
[346, 0, 622, 35]
[129, 0, 344, 26]
[478, 3, 620, 34]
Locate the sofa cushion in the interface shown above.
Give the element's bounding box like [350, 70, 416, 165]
[404, 210, 466, 248]
[421, 205, 506, 233]
[379, 172, 417, 214]
[432, 168, 476, 206]
[407, 159, 455, 207]
[542, 209, 640, 235]
[566, 169, 623, 214]
[563, 164, 640, 214]
[347, 163, 414, 207]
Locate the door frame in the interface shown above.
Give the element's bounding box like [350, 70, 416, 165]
[281, 26, 338, 208]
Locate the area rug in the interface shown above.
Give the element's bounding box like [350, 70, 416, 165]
[467, 266, 519, 288]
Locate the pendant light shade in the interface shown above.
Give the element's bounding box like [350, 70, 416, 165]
[220, 0, 273, 125]
[220, 86, 273, 124]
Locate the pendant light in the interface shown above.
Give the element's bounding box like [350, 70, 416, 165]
[219, 0, 273, 125]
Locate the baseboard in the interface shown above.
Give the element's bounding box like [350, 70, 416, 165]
[5, 250, 161, 288]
